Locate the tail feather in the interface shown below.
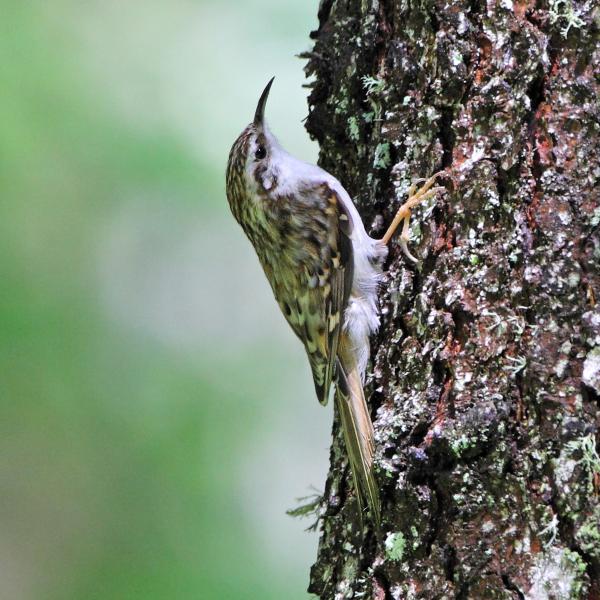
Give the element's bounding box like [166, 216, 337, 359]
[336, 355, 381, 528]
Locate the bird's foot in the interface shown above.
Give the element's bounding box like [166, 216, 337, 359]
[380, 172, 445, 263]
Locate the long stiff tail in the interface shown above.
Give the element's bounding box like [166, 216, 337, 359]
[335, 352, 381, 528]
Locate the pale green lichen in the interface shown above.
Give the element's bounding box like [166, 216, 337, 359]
[566, 434, 600, 493]
[528, 547, 587, 599]
[286, 493, 321, 519]
[561, 549, 588, 598]
[410, 525, 420, 550]
[361, 75, 385, 122]
[373, 142, 391, 169]
[582, 347, 600, 393]
[333, 89, 350, 115]
[385, 531, 406, 561]
[362, 111, 374, 124]
[549, 0, 585, 36]
[348, 116, 360, 141]
[539, 512, 560, 548]
[341, 555, 360, 582]
[575, 509, 600, 559]
[552, 447, 578, 504]
[504, 355, 527, 376]
[361, 75, 386, 95]
[451, 434, 475, 457]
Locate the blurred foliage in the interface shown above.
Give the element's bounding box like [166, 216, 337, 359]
[1, 2, 326, 599]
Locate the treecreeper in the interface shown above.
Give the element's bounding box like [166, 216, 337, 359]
[225, 78, 444, 527]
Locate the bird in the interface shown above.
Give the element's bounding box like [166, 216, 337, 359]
[225, 78, 442, 527]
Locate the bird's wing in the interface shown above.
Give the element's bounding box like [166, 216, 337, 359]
[291, 183, 354, 406]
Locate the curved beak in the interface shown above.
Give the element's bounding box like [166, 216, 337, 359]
[253, 77, 275, 128]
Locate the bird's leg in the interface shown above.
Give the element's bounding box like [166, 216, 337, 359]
[380, 172, 444, 262]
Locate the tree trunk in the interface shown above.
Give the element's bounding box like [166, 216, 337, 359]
[303, 0, 599, 597]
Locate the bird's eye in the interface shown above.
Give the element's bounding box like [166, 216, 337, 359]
[254, 145, 266, 160]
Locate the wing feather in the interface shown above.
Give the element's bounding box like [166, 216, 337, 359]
[267, 182, 353, 406]
[302, 184, 354, 405]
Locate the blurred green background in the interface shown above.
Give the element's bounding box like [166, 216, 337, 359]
[1, 2, 332, 598]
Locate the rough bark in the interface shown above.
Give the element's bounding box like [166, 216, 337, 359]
[303, 0, 600, 597]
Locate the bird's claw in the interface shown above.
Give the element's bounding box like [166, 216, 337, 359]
[400, 238, 419, 264]
[381, 171, 445, 262]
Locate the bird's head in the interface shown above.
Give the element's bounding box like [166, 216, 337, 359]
[226, 77, 282, 223]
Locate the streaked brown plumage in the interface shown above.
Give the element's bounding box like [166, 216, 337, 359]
[226, 78, 442, 527]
